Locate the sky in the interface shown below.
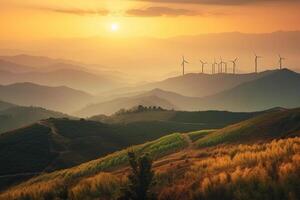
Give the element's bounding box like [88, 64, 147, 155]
[1, 0, 300, 39]
[0, 0, 300, 81]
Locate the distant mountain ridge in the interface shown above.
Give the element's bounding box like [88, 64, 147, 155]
[0, 100, 15, 111]
[0, 105, 71, 133]
[76, 95, 175, 116]
[138, 70, 274, 97]
[0, 82, 93, 113]
[197, 69, 300, 111]
[0, 54, 127, 93]
[0, 68, 122, 94]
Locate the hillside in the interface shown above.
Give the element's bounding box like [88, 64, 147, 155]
[1, 108, 300, 199]
[0, 100, 15, 111]
[0, 106, 70, 133]
[90, 107, 264, 127]
[0, 68, 123, 94]
[137, 70, 273, 97]
[0, 115, 224, 188]
[76, 95, 175, 116]
[0, 54, 80, 69]
[197, 69, 300, 111]
[0, 82, 93, 113]
[0, 59, 35, 73]
[196, 107, 300, 147]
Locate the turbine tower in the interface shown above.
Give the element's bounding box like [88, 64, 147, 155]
[212, 58, 217, 74]
[254, 53, 262, 73]
[218, 58, 223, 73]
[181, 56, 189, 76]
[278, 54, 285, 70]
[230, 57, 238, 74]
[199, 60, 207, 73]
[220, 57, 226, 73]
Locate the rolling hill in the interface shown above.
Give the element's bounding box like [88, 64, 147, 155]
[90, 107, 264, 126]
[0, 54, 80, 69]
[0, 108, 265, 188]
[0, 82, 93, 113]
[197, 69, 300, 111]
[76, 95, 176, 116]
[196, 107, 300, 147]
[0, 59, 35, 73]
[137, 70, 273, 97]
[0, 68, 122, 94]
[0, 116, 212, 178]
[0, 106, 71, 133]
[0, 100, 15, 111]
[2, 107, 300, 199]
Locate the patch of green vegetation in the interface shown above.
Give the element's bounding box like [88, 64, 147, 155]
[27, 133, 188, 184]
[187, 129, 216, 142]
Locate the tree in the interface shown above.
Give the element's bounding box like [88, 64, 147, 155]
[118, 152, 156, 200]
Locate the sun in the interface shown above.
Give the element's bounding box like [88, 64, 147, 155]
[110, 23, 120, 32]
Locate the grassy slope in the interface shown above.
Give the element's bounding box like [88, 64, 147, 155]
[2, 107, 300, 199]
[187, 130, 216, 142]
[0, 116, 206, 189]
[196, 108, 300, 147]
[0, 133, 188, 198]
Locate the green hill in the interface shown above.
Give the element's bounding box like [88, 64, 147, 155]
[196, 107, 300, 147]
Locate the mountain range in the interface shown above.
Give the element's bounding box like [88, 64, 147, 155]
[0, 105, 70, 133]
[0, 55, 126, 93]
[0, 82, 93, 113]
[78, 69, 300, 116]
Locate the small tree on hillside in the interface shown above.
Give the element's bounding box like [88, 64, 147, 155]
[118, 152, 156, 200]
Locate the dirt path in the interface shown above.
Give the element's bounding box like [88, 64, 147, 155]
[37, 120, 71, 171]
[182, 133, 193, 149]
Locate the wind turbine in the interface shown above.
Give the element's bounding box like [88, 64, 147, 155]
[278, 54, 285, 70]
[199, 60, 207, 73]
[212, 58, 217, 74]
[230, 57, 238, 74]
[254, 53, 262, 73]
[181, 56, 189, 76]
[220, 57, 227, 73]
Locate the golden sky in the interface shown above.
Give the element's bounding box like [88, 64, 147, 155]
[1, 0, 300, 40]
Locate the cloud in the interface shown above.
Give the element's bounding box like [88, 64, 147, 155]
[133, 0, 298, 6]
[126, 6, 200, 17]
[34, 7, 109, 16]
